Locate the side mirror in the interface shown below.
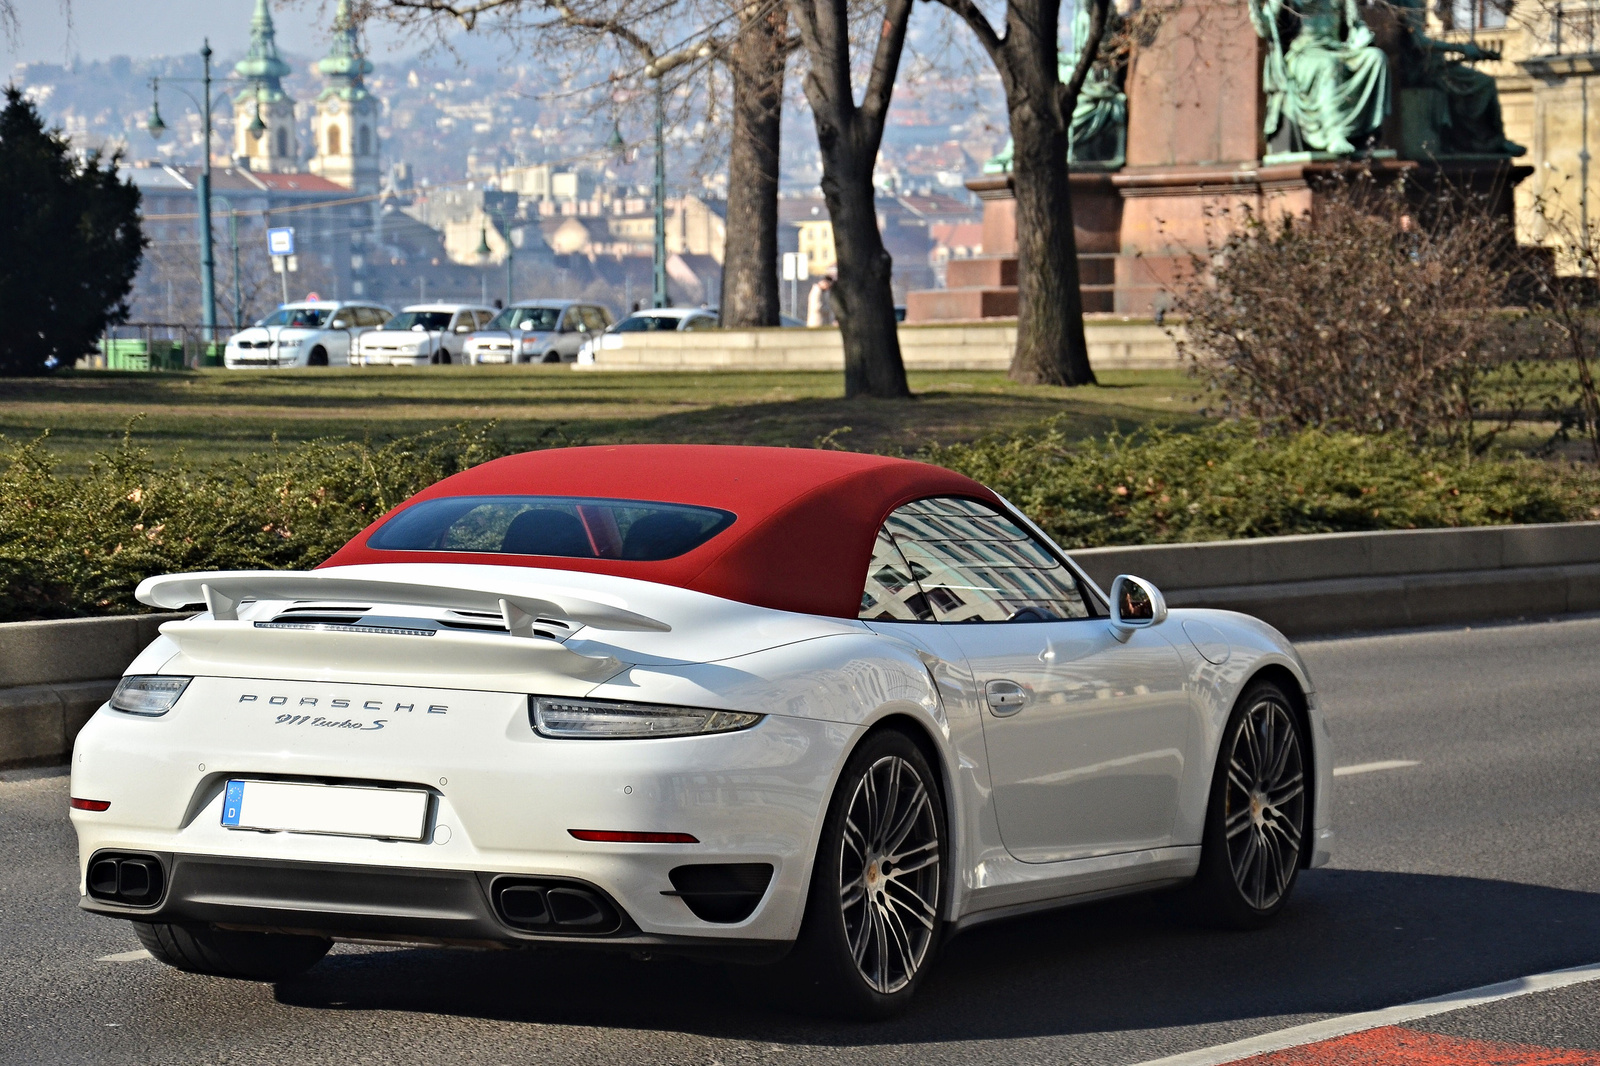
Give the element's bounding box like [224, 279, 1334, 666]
[331, 318, 349, 329]
[1109, 574, 1167, 642]
[454, 323, 472, 333]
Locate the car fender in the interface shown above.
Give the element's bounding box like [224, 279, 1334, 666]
[1161, 607, 1332, 863]
[583, 630, 967, 919]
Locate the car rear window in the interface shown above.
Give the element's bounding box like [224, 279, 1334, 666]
[367, 495, 737, 561]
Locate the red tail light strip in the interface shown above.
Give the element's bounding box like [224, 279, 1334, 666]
[70, 798, 111, 812]
[568, 829, 699, 844]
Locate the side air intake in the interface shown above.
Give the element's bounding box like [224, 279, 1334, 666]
[665, 863, 774, 924]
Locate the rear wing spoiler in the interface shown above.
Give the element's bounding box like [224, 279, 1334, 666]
[135, 570, 671, 636]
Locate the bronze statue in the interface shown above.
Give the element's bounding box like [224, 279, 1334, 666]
[1249, 0, 1391, 156]
[1391, 0, 1524, 156]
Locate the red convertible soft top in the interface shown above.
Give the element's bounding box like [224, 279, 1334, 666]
[320, 444, 1000, 619]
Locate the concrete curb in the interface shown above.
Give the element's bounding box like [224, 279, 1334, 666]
[1070, 521, 1600, 637]
[4, 519, 1598, 765]
[0, 614, 188, 768]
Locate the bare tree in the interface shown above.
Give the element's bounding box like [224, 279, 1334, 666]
[787, 0, 915, 399]
[720, 2, 789, 328]
[929, 0, 1106, 387]
[367, 0, 791, 328]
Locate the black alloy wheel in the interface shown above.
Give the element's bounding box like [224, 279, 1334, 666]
[1188, 678, 1309, 928]
[782, 728, 946, 1019]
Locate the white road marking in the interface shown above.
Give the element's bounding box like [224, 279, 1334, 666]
[97, 949, 152, 963]
[1126, 959, 1600, 1066]
[1333, 760, 1420, 777]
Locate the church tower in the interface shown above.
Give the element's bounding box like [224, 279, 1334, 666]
[309, 0, 381, 193]
[231, 0, 296, 172]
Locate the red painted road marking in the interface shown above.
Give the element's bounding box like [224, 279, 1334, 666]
[1233, 1026, 1600, 1065]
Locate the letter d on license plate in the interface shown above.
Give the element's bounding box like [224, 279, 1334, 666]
[221, 779, 430, 841]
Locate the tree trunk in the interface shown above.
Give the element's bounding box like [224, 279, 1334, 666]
[1009, 87, 1097, 385]
[819, 146, 908, 397]
[1004, 0, 1096, 386]
[719, 5, 786, 328]
[788, 0, 914, 399]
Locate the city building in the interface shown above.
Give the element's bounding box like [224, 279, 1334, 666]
[230, 0, 297, 172]
[308, 0, 382, 194]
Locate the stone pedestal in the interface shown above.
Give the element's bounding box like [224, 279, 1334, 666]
[904, 0, 1530, 321]
[904, 171, 1123, 322]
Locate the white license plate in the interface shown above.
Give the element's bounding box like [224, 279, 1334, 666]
[221, 780, 431, 841]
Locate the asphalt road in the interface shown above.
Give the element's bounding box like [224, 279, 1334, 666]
[4, 614, 1599, 1065]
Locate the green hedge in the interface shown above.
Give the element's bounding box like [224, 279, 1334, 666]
[3, 421, 1598, 621]
[922, 420, 1600, 548]
[0, 426, 503, 622]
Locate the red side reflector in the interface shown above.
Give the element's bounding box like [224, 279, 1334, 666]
[70, 798, 111, 812]
[568, 829, 699, 844]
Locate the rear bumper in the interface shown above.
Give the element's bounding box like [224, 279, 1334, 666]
[81, 852, 789, 961]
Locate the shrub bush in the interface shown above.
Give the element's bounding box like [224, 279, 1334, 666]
[4, 420, 1598, 622]
[922, 420, 1600, 549]
[0, 425, 502, 622]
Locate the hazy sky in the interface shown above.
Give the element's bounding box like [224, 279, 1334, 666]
[5, 0, 419, 68]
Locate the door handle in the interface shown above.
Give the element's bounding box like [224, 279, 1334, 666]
[985, 679, 1028, 717]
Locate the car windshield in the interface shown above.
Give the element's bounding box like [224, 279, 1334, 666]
[383, 311, 453, 331]
[487, 307, 562, 332]
[257, 307, 332, 329]
[613, 314, 683, 332]
[367, 495, 736, 561]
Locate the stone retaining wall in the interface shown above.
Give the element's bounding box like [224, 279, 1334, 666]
[5, 520, 1597, 765]
[575, 318, 1181, 372]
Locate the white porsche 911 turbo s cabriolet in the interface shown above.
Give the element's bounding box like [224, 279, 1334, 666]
[70, 446, 1332, 1017]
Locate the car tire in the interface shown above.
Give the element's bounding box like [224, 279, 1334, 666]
[541, 351, 560, 364]
[308, 347, 328, 367]
[1185, 678, 1310, 930]
[440, 349, 452, 365]
[780, 728, 947, 1020]
[133, 921, 331, 981]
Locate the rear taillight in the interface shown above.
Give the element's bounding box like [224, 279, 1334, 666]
[568, 829, 699, 844]
[70, 798, 111, 812]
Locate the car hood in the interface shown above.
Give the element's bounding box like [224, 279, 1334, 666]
[469, 330, 553, 343]
[363, 330, 433, 346]
[230, 325, 319, 344]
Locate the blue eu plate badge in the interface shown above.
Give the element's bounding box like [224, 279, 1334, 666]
[222, 780, 245, 826]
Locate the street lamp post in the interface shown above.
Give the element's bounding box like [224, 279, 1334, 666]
[652, 79, 668, 309]
[214, 195, 244, 331]
[146, 41, 221, 354]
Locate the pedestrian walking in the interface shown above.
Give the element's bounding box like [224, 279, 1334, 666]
[806, 275, 835, 328]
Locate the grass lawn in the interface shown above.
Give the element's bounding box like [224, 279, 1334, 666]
[0, 366, 1209, 472]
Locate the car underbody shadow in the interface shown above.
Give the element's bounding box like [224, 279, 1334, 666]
[271, 868, 1600, 1045]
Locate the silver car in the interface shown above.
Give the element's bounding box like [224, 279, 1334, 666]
[356, 304, 497, 366]
[465, 301, 614, 365]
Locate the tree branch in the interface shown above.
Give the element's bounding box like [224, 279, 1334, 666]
[860, 0, 916, 130]
[926, 0, 1004, 66]
[1059, 0, 1110, 113]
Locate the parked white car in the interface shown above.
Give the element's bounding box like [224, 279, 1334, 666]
[465, 300, 614, 365]
[355, 304, 496, 366]
[576, 306, 720, 365]
[223, 302, 393, 369]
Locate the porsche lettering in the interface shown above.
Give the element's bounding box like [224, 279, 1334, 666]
[237, 694, 447, 715]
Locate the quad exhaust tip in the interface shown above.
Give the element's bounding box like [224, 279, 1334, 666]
[87, 853, 166, 908]
[491, 878, 624, 935]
